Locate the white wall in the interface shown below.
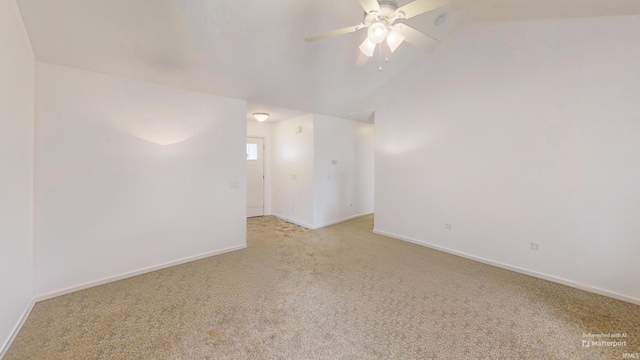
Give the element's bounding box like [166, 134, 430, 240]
[271, 114, 374, 229]
[34, 63, 247, 296]
[271, 115, 315, 228]
[374, 17, 640, 303]
[247, 120, 272, 215]
[313, 114, 374, 227]
[0, 0, 34, 354]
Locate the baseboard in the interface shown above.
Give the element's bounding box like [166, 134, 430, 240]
[272, 213, 372, 230]
[34, 244, 247, 302]
[271, 214, 315, 230]
[313, 213, 373, 229]
[2, 245, 247, 357]
[373, 228, 640, 306]
[0, 299, 35, 359]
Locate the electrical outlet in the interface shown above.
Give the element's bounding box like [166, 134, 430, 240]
[445, 224, 452, 230]
[531, 243, 539, 251]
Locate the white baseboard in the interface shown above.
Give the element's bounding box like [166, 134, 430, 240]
[272, 213, 372, 230]
[2, 245, 246, 357]
[271, 214, 315, 229]
[313, 213, 373, 229]
[34, 244, 247, 302]
[373, 228, 640, 306]
[0, 299, 35, 359]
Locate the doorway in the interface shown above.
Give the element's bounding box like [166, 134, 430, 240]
[246, 137, 265, 217]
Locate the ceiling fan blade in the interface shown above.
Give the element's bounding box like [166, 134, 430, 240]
[395, 24, 438, 51]
[357, 0, 381, 14]
[305, 24, 365, 42]
[396, 0, 455, 19]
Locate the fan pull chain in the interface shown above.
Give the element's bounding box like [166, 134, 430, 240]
[379, 43, 382, 71]
[385, 42, 389, 63]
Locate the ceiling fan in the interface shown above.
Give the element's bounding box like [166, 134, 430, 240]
[305, 0, 454, 57]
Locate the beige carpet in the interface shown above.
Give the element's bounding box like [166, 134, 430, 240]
[5, 215, 640, 359]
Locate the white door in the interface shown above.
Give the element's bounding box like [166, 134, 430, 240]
[246, 137, 264, 217]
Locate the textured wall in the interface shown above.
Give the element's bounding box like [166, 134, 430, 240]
[271, 115, 315, 227]
[34, 63, 247, 296]
[0, 0, 34, 353]
[313, 114, 374, 227]
[374, 17, 640, 303]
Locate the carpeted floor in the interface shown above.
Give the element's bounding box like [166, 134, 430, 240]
[5, 215, 640, 359]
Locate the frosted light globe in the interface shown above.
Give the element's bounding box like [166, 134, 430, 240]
[367, 22, 388, 44]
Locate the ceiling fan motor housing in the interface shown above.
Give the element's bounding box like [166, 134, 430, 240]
[365, 0, 399, 25]
[306, 0, 449, 55]
[378, 0, 399, 10]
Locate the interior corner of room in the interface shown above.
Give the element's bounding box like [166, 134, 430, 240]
[248, 113, 374, 229]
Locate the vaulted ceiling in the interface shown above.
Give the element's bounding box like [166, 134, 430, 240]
[16, 0, 640, 122]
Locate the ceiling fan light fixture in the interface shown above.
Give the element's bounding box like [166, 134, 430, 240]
[386, 28, 405, 53]
[305, 0, 455, 68]
[253, 113, 270, 122]
[359, 38, 376, 57]
[367, 22, 388, 43]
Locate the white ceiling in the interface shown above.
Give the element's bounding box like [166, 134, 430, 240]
[16, 0, 640, 122]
